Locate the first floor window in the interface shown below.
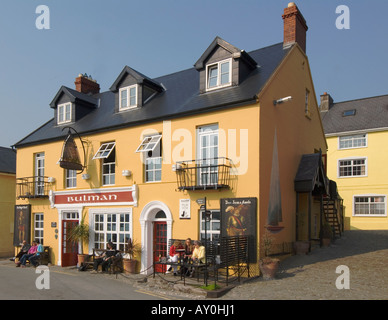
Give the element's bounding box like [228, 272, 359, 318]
[338, 158, 366, 177]
[145, 157, 162, 182]
[34, 213, 44, 245]
[66, 169, 77, 188]
[354, 196, 386, 216]
[200, 210, 220, 242]
[93, 211, 132, 251]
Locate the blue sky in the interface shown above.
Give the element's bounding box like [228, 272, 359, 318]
[1, 0, 388, 148]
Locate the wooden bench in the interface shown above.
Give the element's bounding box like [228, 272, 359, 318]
[26, 246, 50, 266]
[80, 248, 123, 274]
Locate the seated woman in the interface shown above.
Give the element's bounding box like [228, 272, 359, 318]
[166, 240, 183, 276]
[190, 240, 206, 277]
[181, 238, 194, 276]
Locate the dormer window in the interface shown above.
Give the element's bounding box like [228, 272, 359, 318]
[58, 103, 72, 124]
[206, 59, 232, 91]
[120, 85, 137, 110]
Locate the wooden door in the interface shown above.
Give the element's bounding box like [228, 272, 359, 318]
[153, 221, 167, 272]
[62, 220, 79, 267]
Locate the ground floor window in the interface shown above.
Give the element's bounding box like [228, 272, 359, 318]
[354, 196, 386, 216]
[200, 210, 220, 242]
[34, 213, 44, 245]
[92, 210, 132, 251]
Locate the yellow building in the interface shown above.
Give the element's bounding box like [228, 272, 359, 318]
[321, 92, 388, 230]
[0, 147, 16, 258]
[14, 3, 330, 273]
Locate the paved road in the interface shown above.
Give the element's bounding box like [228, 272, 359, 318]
[0, 261, 181, 300]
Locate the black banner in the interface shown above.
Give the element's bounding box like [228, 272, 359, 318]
[13, 205, 31, 246]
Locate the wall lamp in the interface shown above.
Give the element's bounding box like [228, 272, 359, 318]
[273, 96, 292, 106]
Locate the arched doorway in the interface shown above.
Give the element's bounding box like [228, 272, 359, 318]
[140, 201, 172, 275]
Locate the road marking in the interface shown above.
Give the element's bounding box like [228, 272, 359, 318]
[135, 289, 175, 300]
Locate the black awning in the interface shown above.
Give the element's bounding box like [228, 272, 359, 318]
[294, 153, 328, 195]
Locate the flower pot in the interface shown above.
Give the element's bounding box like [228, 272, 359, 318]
[77, 254, 89, 266]
[123, 258, 137, 274]
[293, 241, 309, 255]
[259, 259, 279, 279]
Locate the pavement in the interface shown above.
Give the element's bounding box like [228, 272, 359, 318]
[1, 230, 387, 300]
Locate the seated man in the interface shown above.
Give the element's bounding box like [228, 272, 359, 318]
[91, 242, 117, 274]
[11, 240, 31, 263]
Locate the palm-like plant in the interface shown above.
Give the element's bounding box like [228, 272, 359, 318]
[123, 238, 142, 260]
[68, 213, 89, 255]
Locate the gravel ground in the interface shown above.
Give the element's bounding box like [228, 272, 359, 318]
[219, 230, 388, 300]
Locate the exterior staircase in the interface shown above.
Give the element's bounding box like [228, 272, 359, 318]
[323, 198, 343, 239]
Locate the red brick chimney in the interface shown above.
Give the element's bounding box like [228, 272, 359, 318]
[282, 2, 308, 52]
[75, 73, 100, 95]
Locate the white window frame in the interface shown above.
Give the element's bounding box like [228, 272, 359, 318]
[89, 208, 133, 252]
[35, 152, 45, 196]
[197, 124, 219, 186]
[338, 134, 368, 150]
[135, 135, 162, 153]
[58, 103, 72, 124]
[119, 85, 138, 110]
[93, 142, 116, 160]
[353, 195, 387, 217]
[145, 157, 162, 183]
[338, 157, 367, 178]
[34, 213, 44, 245]
[65, 169, 77, 189]
[206, 58, 232, 91]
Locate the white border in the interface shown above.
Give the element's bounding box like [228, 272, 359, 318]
[49, 185, 138, 208]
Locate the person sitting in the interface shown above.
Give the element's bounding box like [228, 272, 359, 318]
[11, 240, 31, 263]
[166, 240, 183, 276]
[181, 238, 194, 276]
[16, 241, 37, 268]
[91, 242, 117, 274]
[190, 240, 206, 277]
[29, 240, 44, 267]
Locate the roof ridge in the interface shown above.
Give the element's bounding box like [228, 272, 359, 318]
[334, 93, 388, 105]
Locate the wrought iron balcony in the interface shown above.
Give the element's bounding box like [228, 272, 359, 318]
[174, 157, 232, 191]
[16, 176, 52, 199]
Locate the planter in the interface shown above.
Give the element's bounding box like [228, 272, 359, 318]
[123, 258, 137, 274]
[77, 254, 89, 266]
[293, 241, 310, 255]
[259, 259, 279, 279]
[322, 238, 331, 247]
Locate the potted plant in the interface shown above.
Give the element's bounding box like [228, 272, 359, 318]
[123, 238, 142, 274]
[68, 213, 90, 266]
[320, 222, 333, 247]
[259, 230, 279, 279]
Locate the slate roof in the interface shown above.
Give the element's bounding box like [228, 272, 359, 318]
[321, 94, 388, 135]
[0, 147, 16, 174]
[294, 153, 328, 194]
[15, 42, 291, 147]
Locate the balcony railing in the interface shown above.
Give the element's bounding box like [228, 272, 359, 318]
[174, 157, 232, 191]
[16, 176, 52, 199]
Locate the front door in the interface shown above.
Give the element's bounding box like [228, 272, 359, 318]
[62, 220, 79, 267]
[153, 221, 167, 272]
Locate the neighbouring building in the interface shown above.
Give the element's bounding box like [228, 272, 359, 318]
[320, 92, 388, 230]
[0, 147, 16, 258]
[14, 3, 333, 274]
